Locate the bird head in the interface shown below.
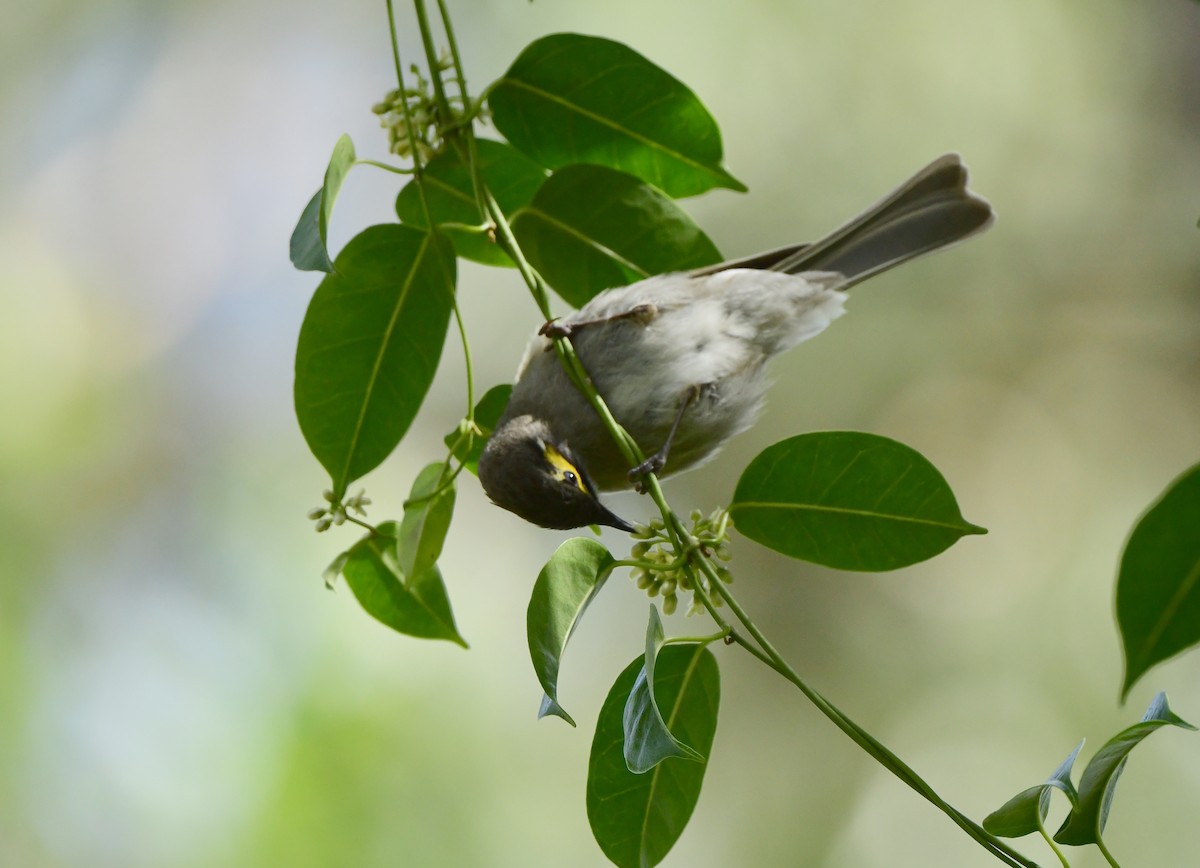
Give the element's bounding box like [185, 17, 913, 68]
[477, 415, 635, 532]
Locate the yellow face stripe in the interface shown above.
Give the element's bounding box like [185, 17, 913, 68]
[544, 444, 588, 494]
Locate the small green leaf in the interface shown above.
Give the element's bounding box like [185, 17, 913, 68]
[290, 134, 356, 272]
[443, 384, 512, 475]
[322, 549, 352, 590]
[512, 164, 723, 308]
[1055, 692, 1195, 846]
[729, 431, 986, 572]
[294, 225, 455, 498]
[587, 643, 719, 868]
[398, 463, 456, 581]
[396, 139, 547, 266]
[527, 538, 616, 726]
[625, 607, 704, 772]
[983, 740, 1083, 838]
[1117, 463, 1200, 699]
[339, 522, 467, 646]
[489, 33, 745, 198]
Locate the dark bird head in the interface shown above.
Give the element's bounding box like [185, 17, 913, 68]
[477, 415, 635, 532]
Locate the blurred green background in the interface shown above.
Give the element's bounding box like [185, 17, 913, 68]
[3, 1, 1199, 866]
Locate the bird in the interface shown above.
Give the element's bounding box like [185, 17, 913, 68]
[477, 154, 994, 532]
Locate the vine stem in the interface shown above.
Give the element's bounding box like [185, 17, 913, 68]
[1035, 815, 1071, 868]
[1095, 836, 1122, 868]
[354, 158, 414, 175]
[411, 0, 452, 121]
[691, 556, 1039, 868]
[344, 514, 383, 535]
[452, 298, 475, 420]
[388, 0, 476, 476]
[408, 4, 1037, 866]
[385, 0, 432, 226]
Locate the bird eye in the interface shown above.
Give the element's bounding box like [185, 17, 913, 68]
[543, 444, 589, 493]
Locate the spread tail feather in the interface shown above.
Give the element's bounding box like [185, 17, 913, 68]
[691, 154, 994, 289]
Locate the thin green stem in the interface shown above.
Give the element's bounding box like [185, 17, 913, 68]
[482, 193, 666, 515]
[682, 561, 748, 648]
[663, 627, 730, 646]
[452, 298, 475, 419]
[693, 557, 1038, 868]
[412, 0, 452, 122]
[431, 222, 491, 234]
[354, 158, 415, 175]
[439, 88, 495, 132]
[1035, 817, 1071, 868]
[612, 553, 692, 574]
[407, 459, 464, 504]
[344, 514, 383, 535]
[386, 2, 432, 219]
[475, 188, 633, 469]
[435, 0, 469, 103]
[428, 0, 494, 247]
[1094, 836, 1122, 868]
[385, 0, 406, 90]
[389, 2, 471, 467]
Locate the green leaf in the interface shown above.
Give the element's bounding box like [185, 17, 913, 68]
[511, 164, 723, 308]
[294, 225, 455, 498]
[398, 463, 456, 581]
[396, 139, 547, 267]
[587, 643, 719, 868]
[443, 384, 512, 476]
[625, 606, 705, 772]
[1055, 692, 1195, 846]
[489, 33, 745, 198]
[290, 134, 356, 272]
[1117, 463, 1200, 700]
[526, 538, 616, 726]
[983, 740, 1083, 838]
[339, 521, 467, 646]
[322, 549, 352, 591]
[729, 431, 986, 572]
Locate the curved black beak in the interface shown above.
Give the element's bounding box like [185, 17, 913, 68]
[597, 502, 636, 533]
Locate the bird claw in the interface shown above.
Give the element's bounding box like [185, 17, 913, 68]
[539, 319, 572, 339]
[628, 454, 666, 493]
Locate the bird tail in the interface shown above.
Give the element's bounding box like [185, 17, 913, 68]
[691, 154, 994, 289]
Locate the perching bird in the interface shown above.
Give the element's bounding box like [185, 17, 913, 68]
[478, 154, 994, 532]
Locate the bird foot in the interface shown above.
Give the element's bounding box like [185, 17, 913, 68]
[628, 453, 667, 493]
[539, 319, 573, 339]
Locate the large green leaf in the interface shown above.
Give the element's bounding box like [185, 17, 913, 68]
[443, 384, 512, 476]
[983, 740, 1083, 839]
[587, 643, 719, 868]
[339, 522, 466, 646]
[1055, 693, 1195, 846]
[294, 225, 455, 498]
[290, 134, 356, 272]
[511, 164, 722, 307]
[396, 139, 546, 267]
[624, 606, 704, 773]
[398, 462, 456, 581]
[729, 431, 986, 572]
[1117, 463, 1200, 700]
[526, 538, 615, 726]
[489, 33, 745, 198]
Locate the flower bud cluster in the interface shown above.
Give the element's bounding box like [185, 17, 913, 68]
[628, 509, 733, 616]
[371, 56, 473, 161]
[308, 488, 371, 532]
